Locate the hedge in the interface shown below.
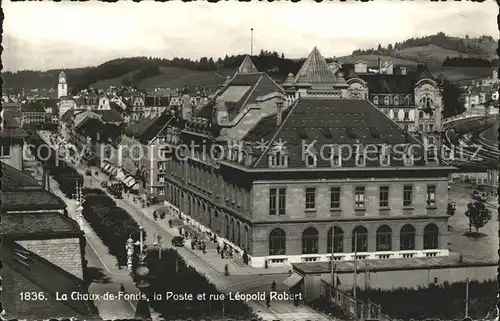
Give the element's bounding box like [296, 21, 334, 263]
[357, 280, 496, 320]
[82, 188, 146, 266]
[144, 248, 257, 320]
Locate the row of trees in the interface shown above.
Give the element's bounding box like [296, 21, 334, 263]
[353, 32, 491, 57]
[144, 248, 256, 320]
[81, 188, 145, 266]
[442, 57, 498, 68]
[357, 280, 496, 320]
[465, 190, 492, 233]
[26, 132, 83, 198]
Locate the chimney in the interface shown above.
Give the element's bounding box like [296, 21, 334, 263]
[400, 67, 407, 75]
[276, 98, 284, 126]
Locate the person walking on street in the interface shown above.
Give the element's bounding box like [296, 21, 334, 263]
[271, 281, 276, 292]
[216, 244, 221, 254]
[265, 292, 271, 308]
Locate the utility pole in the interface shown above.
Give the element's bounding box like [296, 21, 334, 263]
[353, 232, 358, 300]
[465, 276, 470, 318]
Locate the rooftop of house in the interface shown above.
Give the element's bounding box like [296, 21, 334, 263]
[195, 56, 284, 121]
[1, 111, 27, 139]
[247, 98, 426, 169]
[145, 95, 170, 107]
[95, 109, 124, 123]
[2, 241, 98, 319]
[21, 101, 46, 112]
[124, 112, 173, 142]
[1, 212, 82, 237]
[341, 63, 437, 94]
[1, 161, 67, 210]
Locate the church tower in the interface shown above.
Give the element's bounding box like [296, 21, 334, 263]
[58, 71, 68, 98]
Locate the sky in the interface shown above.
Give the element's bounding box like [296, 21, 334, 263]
[3, 0, 498, 72]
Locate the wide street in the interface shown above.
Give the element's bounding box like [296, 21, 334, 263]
[38, 129, 335, 321]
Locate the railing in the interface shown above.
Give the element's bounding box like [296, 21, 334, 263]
[443, 110, 486, 126]
[322, 280, 395, 321]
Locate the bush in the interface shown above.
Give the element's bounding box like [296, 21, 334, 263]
[82, 188, 145, 265]
[144, 248, 256, 320]
[357, 280, 496, 320]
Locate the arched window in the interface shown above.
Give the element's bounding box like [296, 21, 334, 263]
[352, 226, 368, 252]
[225, 216, 229, 239]
[400, 224, 416, 250]
[269, 228, 286, 255]
[419, 111, 424, 119]
[230, 218, 235, 243]
[376, 225, 392, 251]
[384, 96, 391, 106]
[327, 226, 344, 253]
[404, 111, 409, 120]
[236, 221, 241, 246]
[373, 96, 379, 105]
[423, 224, 439, 249]
[302, 227, 319, 254]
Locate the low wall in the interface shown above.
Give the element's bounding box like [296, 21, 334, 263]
[302, 264, 496, 301]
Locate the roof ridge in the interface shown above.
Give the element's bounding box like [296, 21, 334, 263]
[293, 47, 337, 85]
[237, 55, 258, 74]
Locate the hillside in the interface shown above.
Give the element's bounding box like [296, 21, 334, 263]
[2, 33, 497, 92]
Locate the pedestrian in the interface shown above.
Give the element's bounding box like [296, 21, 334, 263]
[216, 244, 221, 254]
[120, 284, 125, 292]
[153, 212, 157, 221]
[220, 250, 224, 259]
[265, 292, 271, 308]
[271, 281, 276, 292]
[202, 241, 206, 254]
[242, 251, 248, 265]
[169, 219, 173, 228]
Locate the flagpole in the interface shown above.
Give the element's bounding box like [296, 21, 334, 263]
[250, 28, 254, 56]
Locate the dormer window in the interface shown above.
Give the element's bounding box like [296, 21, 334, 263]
[404, 111, 409, 121]
[427, 146, 437, 163]
[394, 96, 400, 106]
[384, 96, 391, 106]
[269, 151, 288, 168]
[355, 148, 365, 166]
[373, 96, 379, 105]
[404, 149, 414, 166]
[331, 150, 342, 167]
[305, 154, 317, 168]
[379, 145, 390, 166]
[404, 95, 411, 106]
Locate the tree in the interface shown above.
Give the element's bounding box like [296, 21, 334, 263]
[377, 44, 382, 52]
[387, 44, 393, 52]
[465, 197, 491, 233]
[437, 75, 466, 118]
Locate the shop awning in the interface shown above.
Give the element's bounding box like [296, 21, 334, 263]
[283, 273, 303, 288]
[103, 164, 111, 172]
[109, 166, 118, 176]
[131, 182, 139, 190]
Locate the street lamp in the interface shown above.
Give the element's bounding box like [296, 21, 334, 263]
[152, 233, 162, 260]
[126, 236, 135, 272]
[74, 182, 84, 231]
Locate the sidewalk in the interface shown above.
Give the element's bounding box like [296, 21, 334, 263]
[89, 169, 290, 277]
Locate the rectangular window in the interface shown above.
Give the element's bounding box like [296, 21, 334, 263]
[1, 145, 11, 158]
[427, 185, 436, 206]
[269, 188, 277, 215]
[330, 187, 341, 209]
[379, 186, 389, 207]
[403, 185, 413, 206]
[270, 188, 286, 215]
[278, 188, 286, 215]
[355, 187, 365, 208]
[305, 187, 316, 209]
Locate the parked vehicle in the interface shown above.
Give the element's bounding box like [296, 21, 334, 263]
[172, 236, 184, 247]
[85, 170, 92, 176]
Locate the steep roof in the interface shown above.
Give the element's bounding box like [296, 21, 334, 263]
[293, 47, 337, 85]
[124, 113, 173, 142]
[1, 112, 27, 139]
[1, 212, 81, 236]
[237, 55, 258, 74]
[248, 98, 424, 169]
[2, 162, 42, 190]
[2, 241, 98, 319]
[195, 72, 284, 121]
[21, 101, 45, 112]
[95, 109, 124, 123]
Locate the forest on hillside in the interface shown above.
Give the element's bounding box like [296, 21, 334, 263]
[442, 56, 498, 67]
[352, 32, 493, 57]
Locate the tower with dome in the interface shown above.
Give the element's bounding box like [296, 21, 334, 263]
[57, 71, 68, 98]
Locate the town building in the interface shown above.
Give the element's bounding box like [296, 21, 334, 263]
[107, 112, 175, 198]
[161, 50, 455, 268]
[335, 58, 445, 151]
[0, 108, 27, 170]
[21, 100, 46, 126]
[1, 161, 97, 319]
[58, 71, 68, 98]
